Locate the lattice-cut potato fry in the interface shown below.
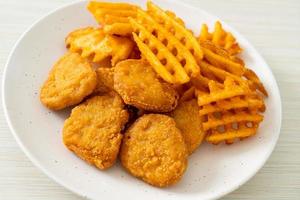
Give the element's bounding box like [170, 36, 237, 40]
[199, 94, 265, 116]
[199, 47, 267, 96]
[196, 77, 251, 106]
[87, 1, 138, 36]
[202, 109, 263, 132]
[135, 9, 200, 77]
[65, 27, 134, 66]
[165, 10, 185, 26]
[199, 21, 242, 55]
[202, 47, 246, 76]
[201, 40, 244, 65]
[147, 1, 203, 61]
[200, 103, 264, 145]
[244, 68, 268, 96]
[206, 121, 259, 145]
[130, 19, 190, 84]
[88, 1, 138, 23]
[194, 77, 265, 144]
[200, 60, 245, 83]
[204, 107, 263, 145]
[88, 1, 139, 11]
[103, 23, 133, 36]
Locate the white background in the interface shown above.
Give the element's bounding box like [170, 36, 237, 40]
[0, 0, 299, 199]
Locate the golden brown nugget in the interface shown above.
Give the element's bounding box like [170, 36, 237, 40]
[114, 59, 179, 112]
[94, 67, 114, 94]
[170, 99, 205, 154]
[121, 114, 188, 187]
[63, 93, 129, 170]
[40, 52, 97, 110]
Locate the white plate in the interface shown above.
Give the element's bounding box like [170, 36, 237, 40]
[2, 0, 282, 199]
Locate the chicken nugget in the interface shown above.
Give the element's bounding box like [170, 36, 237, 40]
[63, 92, 129, 170]
[121, 114, 188, 187]
[170, 99, 205, 154]
[114, 59, 179, 112]
[40, 52, 97, 110]
[94, 67, 114, 94]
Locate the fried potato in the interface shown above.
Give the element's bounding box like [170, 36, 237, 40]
[170, 99, 205, 154]
[130, 9, 200, 84]
[114, 59, 179, 112]
[199, 45, 267, 96]
[195, 78, 264, 144]
[196, 77, 251, 106]
[40, 52, 97, 110]
[87, 1, 138, 36]
[63, 93, 129, 170]
[103, 23, 133, 36]
[204, 109, 263, 145]
[147, 1, 203, 61]
[94, 67, 114, 94]
[199, 21, 242, 56]
[65, 27, 134, 66]
[121, 114, 188, 187]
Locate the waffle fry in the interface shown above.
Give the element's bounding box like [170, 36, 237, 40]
[205, 117, 262, 144]
[202, 47, 245, 76]
[199, 21, 242, 55]
[87, 1, 138, 35]
[199, 95, 265, 116]
[195, 77, 264, 144]
[244, 69, 268, 96]
[201, 40, 244, 65]
[132, 9, 200, 81]
[199, 49, 267, 96]
[202, 109, 263, 132]
[165, 10, 185, 26]
[88, 1, 138, 11]
[147, 1, 203, 61]
[131, 20, 190, 84]
[198, 39, 267, 95]
[103, 23, 133, 36]
[65, 27, 134, 65]
[196, 77, 251, 106]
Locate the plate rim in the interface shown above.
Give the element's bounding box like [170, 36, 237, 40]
[2, 0, 282, 199]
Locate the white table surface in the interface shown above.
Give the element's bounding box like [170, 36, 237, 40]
[0, 0, 299, 199]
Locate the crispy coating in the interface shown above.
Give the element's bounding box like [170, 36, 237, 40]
[114, 59, 179, 112]
[63, 93, 129, 170]
[40, 52, 97, 110]
[121, 114, 188, 187]
[94, 67, 114, 94]
[170, 99, 205, 154]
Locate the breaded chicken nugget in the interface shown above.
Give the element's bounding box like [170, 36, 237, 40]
[94, 67, 114, 94]
[170, 99, 205, 154]
[114, 59, 179, 112]
[121, 114, 188, 187]
[63, 92, 129, 170]
[40, 52, 97, 110]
